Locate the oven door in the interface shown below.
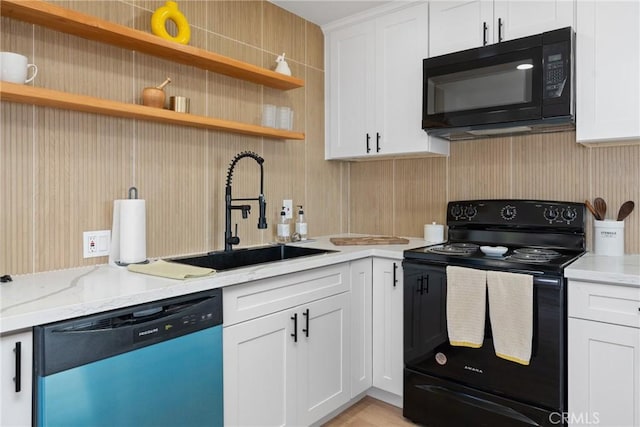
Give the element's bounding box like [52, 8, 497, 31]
[422, 43, 543, 132]
[403, 262, 566, 412]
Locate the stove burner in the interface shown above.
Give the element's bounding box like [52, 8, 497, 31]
[428, 242, 479, 256]
[509, 247, 561, 263]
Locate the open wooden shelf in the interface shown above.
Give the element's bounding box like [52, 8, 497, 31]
[0, 0, 304, 90]
[0, 82, 305, 140]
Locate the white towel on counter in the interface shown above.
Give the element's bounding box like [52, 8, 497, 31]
[446, 266, 487, 348]
[487, 270, 533, 365]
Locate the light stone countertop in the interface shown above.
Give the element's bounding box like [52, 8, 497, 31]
[0, 235, 428, 335]
[565, 253, 640, 287]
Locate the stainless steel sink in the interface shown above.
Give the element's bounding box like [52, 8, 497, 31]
[169, 245, 335, 271]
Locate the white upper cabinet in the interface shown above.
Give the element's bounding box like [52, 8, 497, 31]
[429, 0, 493, 57]
[576, 1, 640, 144]
[429, 0, 574, 57]
[325, 2, 449, 160]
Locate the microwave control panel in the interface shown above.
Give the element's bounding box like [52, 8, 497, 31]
[543, 40, 570, 98]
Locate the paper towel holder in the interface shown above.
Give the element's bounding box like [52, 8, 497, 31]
[111, 186, 149, 267]
[129, 186, 138, 199]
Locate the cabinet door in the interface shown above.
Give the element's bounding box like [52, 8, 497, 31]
[374, 2, 430, 156]
[327, 20, 375, 159]
[350, 258, 372, 397]
[403, 265, 447, 366]
[223, 309, 297, 427]
[372, 259, 404, 396]
[429, 0, 494, 57]
[568, 318, 640, 427]
[0, 330, 33, 427]
[493, 1, 574, 42]
[576, 1, 640, 143]
[297, 293, 350, 426]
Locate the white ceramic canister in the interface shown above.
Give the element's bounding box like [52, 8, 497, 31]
[593, 219, 624, 256]
[424, 222, 445, 243]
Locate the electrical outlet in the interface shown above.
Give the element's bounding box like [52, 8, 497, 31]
[83, 230, 111, 258]
[283, 199, 293, 219]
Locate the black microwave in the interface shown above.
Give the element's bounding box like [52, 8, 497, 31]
[423, 27, 574, 140]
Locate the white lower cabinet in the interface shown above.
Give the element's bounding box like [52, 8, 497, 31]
[223, 264, 351, 426]
[372, 259, 403, 396]
[568, 281, 640, 427]
[350, 258, 373, 397]
[0, 330, 33, 427]
[350, 257, 404, 400]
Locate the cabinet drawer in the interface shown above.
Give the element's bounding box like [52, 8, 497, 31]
[223, 263, 350, 326]
[568, 281, 640, 328]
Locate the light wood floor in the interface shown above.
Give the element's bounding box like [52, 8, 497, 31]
[322, 397, 416, 427]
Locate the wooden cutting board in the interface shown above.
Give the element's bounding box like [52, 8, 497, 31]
[329, 236, 410, 246]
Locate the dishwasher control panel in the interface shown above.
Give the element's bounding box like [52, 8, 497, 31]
[133, 294, 222, 343]
[133, 305, 220, 343]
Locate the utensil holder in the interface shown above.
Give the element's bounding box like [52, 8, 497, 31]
[594, 220, 624, 256]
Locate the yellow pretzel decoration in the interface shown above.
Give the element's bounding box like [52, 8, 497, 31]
[151, 1, 191, 45]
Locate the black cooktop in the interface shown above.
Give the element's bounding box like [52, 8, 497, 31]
[404, 242, 585, 275]
[404, 199, 587, 275]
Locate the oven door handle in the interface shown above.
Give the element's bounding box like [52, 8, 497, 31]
[416, 384, 541, 426]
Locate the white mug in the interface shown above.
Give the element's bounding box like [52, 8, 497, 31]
[0, 52, 38, 84]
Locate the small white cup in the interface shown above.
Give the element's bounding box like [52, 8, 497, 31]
[0, 52, 38, 84]
[262, 104, 276, 127]
[276, 106, 293, 130]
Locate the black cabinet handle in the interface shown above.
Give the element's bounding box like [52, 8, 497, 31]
[483, 21, 488, 46]
[498, 18, 503, 42]
[393, 262, 398, 287]
[417, 275, 429, 295]
[291, 313, 298, 342]
[14, 341, 21, 392]
[302, 309, 309, 338]
[376, 132, 381, 152]
[366, 133, 371, 153]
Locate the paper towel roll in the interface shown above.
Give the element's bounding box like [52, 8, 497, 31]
[110, 199, 146, 265]
[424, 222, 445, 243]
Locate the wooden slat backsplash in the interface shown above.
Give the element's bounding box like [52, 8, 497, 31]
[348, 131, 640, 254]
[0, 1, 339, 274]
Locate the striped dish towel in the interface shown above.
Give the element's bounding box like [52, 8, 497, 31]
[487, 270, 533, 365]
[446, 266, 487, 348]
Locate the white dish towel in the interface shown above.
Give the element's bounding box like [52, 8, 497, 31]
[487, 270, 534, 365]
[446, 266, 487, 348]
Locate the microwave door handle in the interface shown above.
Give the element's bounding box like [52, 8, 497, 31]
[483, 21, 488, 46]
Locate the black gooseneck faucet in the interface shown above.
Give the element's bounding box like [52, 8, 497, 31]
[224, 151, 268, 252]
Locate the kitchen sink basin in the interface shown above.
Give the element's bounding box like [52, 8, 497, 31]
[169, 245, 335, 271]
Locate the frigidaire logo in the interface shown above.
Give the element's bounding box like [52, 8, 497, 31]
[138, 327, 159, 337]
[464, 365, 483, 374]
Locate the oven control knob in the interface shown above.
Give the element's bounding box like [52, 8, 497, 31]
[562, 207, 577, 222]
[451, 205, 463, 219]
[466, 205, 478, 219]
[501, 205, 516, 220]
[544, 208, 559, 221]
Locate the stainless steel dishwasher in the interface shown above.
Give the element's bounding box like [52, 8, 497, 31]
[34, 288, 223, 427]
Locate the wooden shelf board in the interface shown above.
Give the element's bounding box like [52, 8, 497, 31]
[0, 82, 305, 140]
[0, 0, 304, 91]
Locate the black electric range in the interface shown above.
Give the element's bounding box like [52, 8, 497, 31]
[402, 199, 586, 427]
